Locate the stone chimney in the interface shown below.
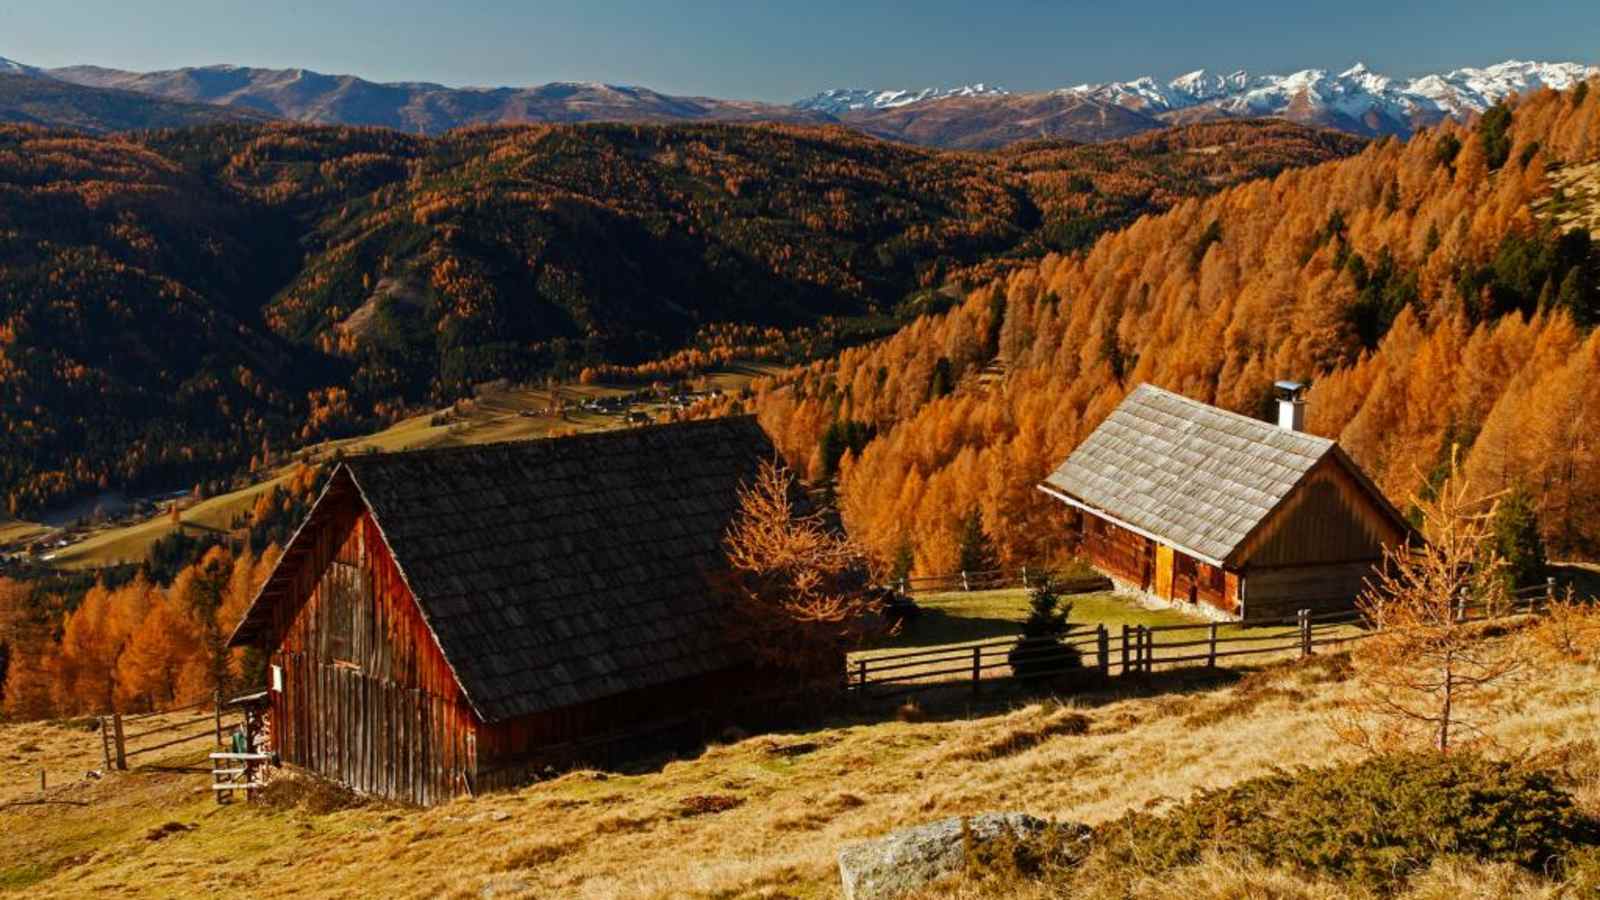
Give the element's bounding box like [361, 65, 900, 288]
[1274, 380, 1306, 432]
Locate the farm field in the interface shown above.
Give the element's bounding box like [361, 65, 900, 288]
[40, 363, 787, 570]
[3, 626, 1597, 898]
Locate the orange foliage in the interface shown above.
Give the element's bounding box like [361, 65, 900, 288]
[1, 546, 281, 720]
[721, 83, 1600, 574]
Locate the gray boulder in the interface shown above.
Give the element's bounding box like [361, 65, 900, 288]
[836, 812, 1081, 900]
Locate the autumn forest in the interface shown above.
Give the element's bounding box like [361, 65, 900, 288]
[2, 78, 1600, 721]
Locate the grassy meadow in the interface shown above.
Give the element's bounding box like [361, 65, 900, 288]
[3, 620, 1598, 898]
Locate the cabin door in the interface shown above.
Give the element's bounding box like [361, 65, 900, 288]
[1153, 545, 1174, 600]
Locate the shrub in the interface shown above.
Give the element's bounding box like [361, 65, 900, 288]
[256, 772, 368, 814]
[1008, 583, 1080, 679]
[1089, 753, 1598, 892]
[678, 793, 743, 817]
[1490, 486, 1546, 591]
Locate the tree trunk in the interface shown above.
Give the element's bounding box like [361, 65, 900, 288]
[1437, 656, 1454, 753]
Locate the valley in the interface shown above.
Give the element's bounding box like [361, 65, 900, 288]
[19, 362, 786, 571]
[0, 117, 1359, 523]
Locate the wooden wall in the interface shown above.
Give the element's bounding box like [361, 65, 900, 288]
[1236, 458, 1404, 568]
[256, 473, 781, 804]
[474, 664, 785, 792]
[264, 479, 478, 804]
[1078, 515, 1152, 589]
[1240, 561, 1382, 620]
[1233, 456, 1404, 621]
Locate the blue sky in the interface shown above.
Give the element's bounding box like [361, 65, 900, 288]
[6, 0, 1598, 101]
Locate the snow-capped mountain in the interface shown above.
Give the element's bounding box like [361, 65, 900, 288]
[804, 60, 1596, 139]
[795, 84, 1008, 115]
[1067, 60, 1595, 121]
[2, 51, 1594, 145]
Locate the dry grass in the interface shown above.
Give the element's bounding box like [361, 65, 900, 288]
[1537, 160, 1600, 238]
[4, 631, 1599, 898]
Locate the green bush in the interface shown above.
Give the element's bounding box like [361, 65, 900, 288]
[1008, 583, 1080, 679]
[1090, 753, 1598, 892]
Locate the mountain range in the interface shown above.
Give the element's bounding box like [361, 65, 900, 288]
[0, 55, 1594, 148]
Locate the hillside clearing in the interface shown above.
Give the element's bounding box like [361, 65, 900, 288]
[5, 627, 1597, 899]
[1538, 159, 1600, 237]
[43, 364, 786, 570]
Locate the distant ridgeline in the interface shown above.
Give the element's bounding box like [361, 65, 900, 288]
[716, 81, 1600, 573]
[0, 118, 1359, 516]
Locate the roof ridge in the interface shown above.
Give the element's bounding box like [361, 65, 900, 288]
[1132, 383, 1334, 451]
[341, 414, 761, 467]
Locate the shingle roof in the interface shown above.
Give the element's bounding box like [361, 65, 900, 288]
[235, 417, 777, 723]
[1042, 384, 1338, 565]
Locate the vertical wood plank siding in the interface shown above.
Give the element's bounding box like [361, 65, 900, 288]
[268, 490, 478, 804]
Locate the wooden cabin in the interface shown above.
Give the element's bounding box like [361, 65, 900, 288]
[228, 417, 785, 805]
[1038, 383, 1409, 622]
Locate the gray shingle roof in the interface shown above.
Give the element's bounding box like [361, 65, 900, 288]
[235, 417, 776, 723]
[1042, 384, 1336, 565]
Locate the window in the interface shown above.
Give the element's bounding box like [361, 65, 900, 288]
[323, 561, 364, 665]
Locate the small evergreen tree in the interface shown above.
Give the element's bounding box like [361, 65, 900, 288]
[1478, 103, 1514, 170]
[1491, 486, 1546, 590]
[890, 539, 916, 586]
[1556, 266, 1592, 326]
[1008, 582, 1080, 678]
[928, 356, 954, 400]
[956, 508, 999, 575]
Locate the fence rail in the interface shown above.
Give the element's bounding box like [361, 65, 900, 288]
[889, 567, 1112, 595]
[848, 581, 1556, 697]
[98, 691, 245, 771]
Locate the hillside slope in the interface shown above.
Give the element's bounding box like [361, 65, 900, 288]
[0, 73, 266, 133]
[0, 119, 1359, 517]
[722, 82, 1600, 572]
[3, 639, 1596, 897]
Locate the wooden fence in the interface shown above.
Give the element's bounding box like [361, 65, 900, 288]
[98, 692, 245, 771]
[849, 581, 1558, 697]
[891, 567, 1112, 595]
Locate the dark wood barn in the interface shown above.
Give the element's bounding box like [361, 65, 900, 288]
[1039, 383, 1409, 621]
[228, 416, 784, 805]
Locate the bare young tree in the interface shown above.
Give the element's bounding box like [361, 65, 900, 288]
[1337, 452, 1523, 754]
[722, 458, 872, 684]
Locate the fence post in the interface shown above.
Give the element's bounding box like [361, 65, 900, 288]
[1545, 576, 1556, 613]
[1120, 625, 1130, 675]
[1207, 623, 1218, 668]
[99, 716, 114, 772]
[1145, 627, 1155, 674]
[112, 712, 127, 771]
[961, 570, 970, 592]
[971, 645, 982, 695]
[899, 577, 909, 596]
[1021, 565, 1029, 589]
[856, 658, 867, 690]
[1298, 610, 1312, 658]
[1454, 593, 1466, 623]
[1097, 625, 1109, 677]
[214, 690, 223, 748]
